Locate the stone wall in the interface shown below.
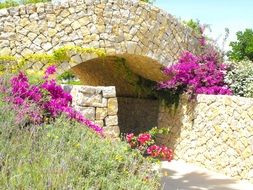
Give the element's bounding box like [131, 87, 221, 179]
[60, 85, 253, 182]
[158, 95, 253, 182]
[0, 0, 202, 97]
[62, 85, 120, 137]
[0, 0, 200, 65]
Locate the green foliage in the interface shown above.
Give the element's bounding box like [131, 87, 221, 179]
[225, 59, 253, 98]
[183, 19, 202, 35]
[227, 29, 253, 62]
[0, 45, 106, 74]
[56, 70, 82, 85]
[0, 101, 160, 189]
[21, 0, 50, 4]
[114, 57, 181, 105]
[140, 0, 155, 4]
[0, 0, 18, 9]
[57, 71, 76, 81]
[0, 0, 50, 9]
[0, 0, 153, 9]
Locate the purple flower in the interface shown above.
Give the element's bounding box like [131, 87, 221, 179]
[44, 65, 57, 78]
[158, 51, 233, 96]
[4, 65, 104, 135]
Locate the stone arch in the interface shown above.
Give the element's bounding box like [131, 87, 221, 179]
[54, 50, 167, 97]
[0, 0, 201, 69]
[0, 0, 202, 134]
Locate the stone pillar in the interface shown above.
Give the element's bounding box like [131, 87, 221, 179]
[62, 85, 120, 137]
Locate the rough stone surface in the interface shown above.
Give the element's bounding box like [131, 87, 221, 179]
[0, 0, 201, 78]
[157, 94, 253, 183]
[62, 85, 119, 137]
[105, 115, 118, 126]
[108, 98, 118, 115]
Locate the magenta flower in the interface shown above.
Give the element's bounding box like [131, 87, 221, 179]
[4, 65, 103, 135]
[44, 65, 57, 78]
[137, 133, 152, 145]
[158, 51, 233, 96]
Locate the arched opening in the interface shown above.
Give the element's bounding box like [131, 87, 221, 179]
[66, 54, 167, 134]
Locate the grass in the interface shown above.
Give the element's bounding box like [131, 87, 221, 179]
[0, 100, 160, 189]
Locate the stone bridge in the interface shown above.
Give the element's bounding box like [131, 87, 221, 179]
[0, 0, 201, 96]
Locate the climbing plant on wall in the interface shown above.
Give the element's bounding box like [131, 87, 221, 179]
[0, 46, 106, 74]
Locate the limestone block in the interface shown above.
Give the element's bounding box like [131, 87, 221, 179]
[0, 9, 8, 17]
[0, 47, 11, 55]
[21, 48, 34, 56]
[71, 21, 81, 30]
[102, 87, 116, 98]
[107, 98, 118, 116]
[47, 28, 57, 37]
[96, 108, 108, 120]
[105, 115, 118, 126]
[80, 107, 95, 121]
[42, 42, 53, 51]
[79, 86, 102, 94]
[94, 120, 104, 127]
[103, 125, 120, 137]
[78, 94, 102, 107]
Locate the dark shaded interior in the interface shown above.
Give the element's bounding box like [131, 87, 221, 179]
[117, 97, 160, 134]
[69, 54, 166, 134]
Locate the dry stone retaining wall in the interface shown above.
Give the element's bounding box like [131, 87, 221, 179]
[62, 85, 120, 137]
[62, 85, 253, 182]
[158, 95, 253, 182]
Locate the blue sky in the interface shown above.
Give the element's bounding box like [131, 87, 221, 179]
[154, 0, 253, 50]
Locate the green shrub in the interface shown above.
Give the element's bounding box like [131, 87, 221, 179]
[0, 101, 160, 189]
[140, 0, 155, 4]
[225, 59, 253, 98]
[0, 0, 18, 9]
[0, 0, 50, 9]
[227, 29, 253, 62]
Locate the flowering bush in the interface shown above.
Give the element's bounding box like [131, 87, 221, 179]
[0, 66, 103, 134]
[158, 51, 232, 97]
[225, 59, 253, 98]
[125, 128, 173, 162]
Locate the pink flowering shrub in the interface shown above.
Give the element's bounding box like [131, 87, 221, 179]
[0, 66, 103, 134]
[158, 51, 233, 96]
[125, 130, 173, 162]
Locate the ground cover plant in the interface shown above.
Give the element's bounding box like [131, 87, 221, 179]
[0, 66, 160, 189]
[0, 102, 160, 189]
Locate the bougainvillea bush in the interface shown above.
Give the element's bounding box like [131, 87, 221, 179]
[0, 66, 103, 134]
[158, 51, 233, 97]
[125, 128, 173, 162]
[0, 101, 160, 189]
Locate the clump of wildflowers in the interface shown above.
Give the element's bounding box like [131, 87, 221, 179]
[1, 66, 103, 135]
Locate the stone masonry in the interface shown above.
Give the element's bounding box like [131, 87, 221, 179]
[0, 0, 201, 70]
[62, 85, 120, 137]
[158, 94, 253, 183]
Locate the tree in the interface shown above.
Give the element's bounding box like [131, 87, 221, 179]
[227, 29, 253, 62]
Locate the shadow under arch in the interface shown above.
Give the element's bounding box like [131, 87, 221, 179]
[62, 53, 168, 134]
[68, 53, 168, 97]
